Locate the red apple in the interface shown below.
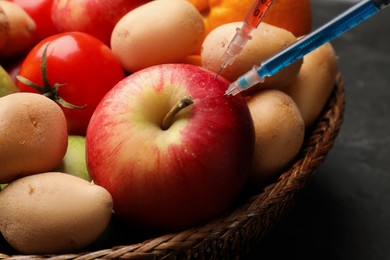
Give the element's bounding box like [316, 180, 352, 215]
[9, 0, 58, 43]
[86, 64, 255, 231]
[51, 0, 151, 46]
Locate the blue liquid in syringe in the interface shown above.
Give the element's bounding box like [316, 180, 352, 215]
[257, 0, 381, 78]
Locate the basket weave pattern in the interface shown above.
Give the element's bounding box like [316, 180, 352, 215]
[0, 74, 345, 260]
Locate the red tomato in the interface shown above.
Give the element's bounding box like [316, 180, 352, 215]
[8, 0, 57, 43]
[18, 32, 126, 135]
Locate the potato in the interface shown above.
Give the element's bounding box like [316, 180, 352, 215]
[111, 0, 205, 72]
[0, 5, 9, 51]
[246, 89, 305, 189]
[0, 93, 68, 183]
[0, 172, 113, 254]
[0, 1, 36, 60]
[201, 22, 302, 95]
[284, 42, 338, 127]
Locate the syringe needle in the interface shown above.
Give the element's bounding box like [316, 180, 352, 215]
[215, 48, 237, 80]
[215, 25, 251, 80]
[215, 0, 275, 79]
[215, 66, 224, 80]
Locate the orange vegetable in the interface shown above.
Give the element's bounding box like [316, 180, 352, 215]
[188, 0, 312, 39]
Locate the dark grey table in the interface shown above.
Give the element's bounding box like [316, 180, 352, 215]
[246, 0, 390, 259]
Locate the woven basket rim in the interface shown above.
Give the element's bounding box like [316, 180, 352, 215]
[0, 74, 345, 259]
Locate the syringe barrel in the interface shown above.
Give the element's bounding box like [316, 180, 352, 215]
[244, 0, 274, 28]
[258, 0, 381, 78]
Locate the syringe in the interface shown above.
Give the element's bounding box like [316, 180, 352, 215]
[215, 0, 275, 78]
[226, 0, 390, 96]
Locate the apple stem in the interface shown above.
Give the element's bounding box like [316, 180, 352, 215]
[161, 96, 193, 130]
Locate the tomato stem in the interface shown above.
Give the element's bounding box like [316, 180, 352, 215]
[40, 42, 54, 94]
[16, 42, 86, 110]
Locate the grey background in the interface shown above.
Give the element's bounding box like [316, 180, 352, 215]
[246, 0, 390, 259]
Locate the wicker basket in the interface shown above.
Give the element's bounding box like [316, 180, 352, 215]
[0, 74, 345, 260]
